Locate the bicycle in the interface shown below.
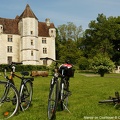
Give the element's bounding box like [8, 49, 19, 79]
[99, 91, 120, 108]
[0, 62, 34, 119]
[40, 57, 74, 120]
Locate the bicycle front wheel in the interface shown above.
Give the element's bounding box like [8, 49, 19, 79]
[48, 78, 59, 120]
[60, 82, 69, 111]
[0, 81, 19, 119]
[20, 80, 33, 111]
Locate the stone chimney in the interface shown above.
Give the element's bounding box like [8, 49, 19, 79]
[45, 18, 50, 26]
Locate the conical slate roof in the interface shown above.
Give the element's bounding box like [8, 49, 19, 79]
[19, 4, 38, 20]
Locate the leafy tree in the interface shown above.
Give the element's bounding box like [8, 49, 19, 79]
[89, 54, 115, 77]
[58, 39, 82, 64]
[77, 57, 89, 70]
[82, 14, 120, 65]
[57, 22, 83, 42]
[56, 22, 83, 64]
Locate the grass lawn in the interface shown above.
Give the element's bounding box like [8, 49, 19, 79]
[1, 72, 120, 120]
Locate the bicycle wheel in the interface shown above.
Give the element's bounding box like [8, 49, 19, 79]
[48, 78, 59, 120]
[99, 99, 117, 103]
[20, 80, 33, 111]
[60, 81, 69, 111]
[0, 81, 19, 119]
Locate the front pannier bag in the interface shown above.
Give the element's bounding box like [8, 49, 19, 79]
[59, 64, 74, 77]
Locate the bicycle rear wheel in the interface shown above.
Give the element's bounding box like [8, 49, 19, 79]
[0, 81, 19, 119]
[20, 80, 33, 111]
[48, 78, 59, 120]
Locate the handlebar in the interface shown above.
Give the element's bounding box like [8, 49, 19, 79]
[40, 57, 64, 63]
[11, 62, 22, 65]
[1, 62, 22, 72]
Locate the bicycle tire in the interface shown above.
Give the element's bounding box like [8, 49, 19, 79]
[99, 99, 116, 103]
[20, 79, 33, 111]
[60, 79, 69, 111]
[0, 81, 19, 119]
[48, 78, 59, 120]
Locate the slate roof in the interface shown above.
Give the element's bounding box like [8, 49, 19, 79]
[0, 4, 55, 37]
[19, 4, 38, 20]
[0, 18, 19, 34]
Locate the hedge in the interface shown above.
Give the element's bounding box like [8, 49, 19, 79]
[0, 64, 49, 72]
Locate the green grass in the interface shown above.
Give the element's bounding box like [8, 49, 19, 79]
[1, 72, 120, 120]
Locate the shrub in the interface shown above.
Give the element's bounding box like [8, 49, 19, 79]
[89, 55, 115, 77]
[78, 57, 89, 70]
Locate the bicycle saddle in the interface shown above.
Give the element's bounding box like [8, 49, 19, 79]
[21, 71, 29, 76]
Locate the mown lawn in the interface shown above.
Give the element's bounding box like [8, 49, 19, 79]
[1, 72, 120, 120]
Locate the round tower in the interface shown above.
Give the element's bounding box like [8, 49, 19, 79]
[19, 4, 39, 65]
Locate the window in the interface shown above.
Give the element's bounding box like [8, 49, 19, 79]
[51, 30, 53, 33]
[8, 35, 12, 42]
[31, 31, 33, 35]
[31, 51, 33, 56]
[43, 59, 47, 65]
[31, 40, 33, 45]
[7, 46, 12, 52]
[8, 56, 12, 64]
[42, 38, 46, 44]
[43, 48, 47, 54]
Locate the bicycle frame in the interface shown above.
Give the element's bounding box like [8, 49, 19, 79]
[1, 62, 33, 108]
[40, 57, 72, 119]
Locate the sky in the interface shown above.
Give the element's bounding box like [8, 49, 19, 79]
[0, 0, 120, 30]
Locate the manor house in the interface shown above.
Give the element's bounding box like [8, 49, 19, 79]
[0, 4, 56, 65]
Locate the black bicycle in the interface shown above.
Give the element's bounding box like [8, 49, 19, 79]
[40, 57, 74, 120]
[99, 91, 120, 108]
[0, 62, 34, 119]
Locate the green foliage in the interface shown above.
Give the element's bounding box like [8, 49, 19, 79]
[89, 55, 115, 77]
[58, 40, 82, 64]
[82, 14, 120, 65]
[77, 57, 90, 70]
[56, 14, 120, 67]
[56, 22, 83, 64]
[0, 64, 48, 72]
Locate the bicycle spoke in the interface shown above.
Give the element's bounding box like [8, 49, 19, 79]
[0, 81, 19, 119]
[20, 80, 33, 111]
[48, 79, 58, 120]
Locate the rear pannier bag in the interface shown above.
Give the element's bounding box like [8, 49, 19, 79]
[59, 64, 74, 77]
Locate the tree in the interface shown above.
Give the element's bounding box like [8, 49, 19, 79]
[56, 22, 83, 64]
[82, 14, 120, 65]
[58, 39, 82, 64]
[89, 54, 115, 77]
[57, 22, 83, 42]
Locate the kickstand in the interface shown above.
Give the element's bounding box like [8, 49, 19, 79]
[63, 103, 71, 113]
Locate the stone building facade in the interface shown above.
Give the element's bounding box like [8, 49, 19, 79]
[0, 4, 56, 65]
